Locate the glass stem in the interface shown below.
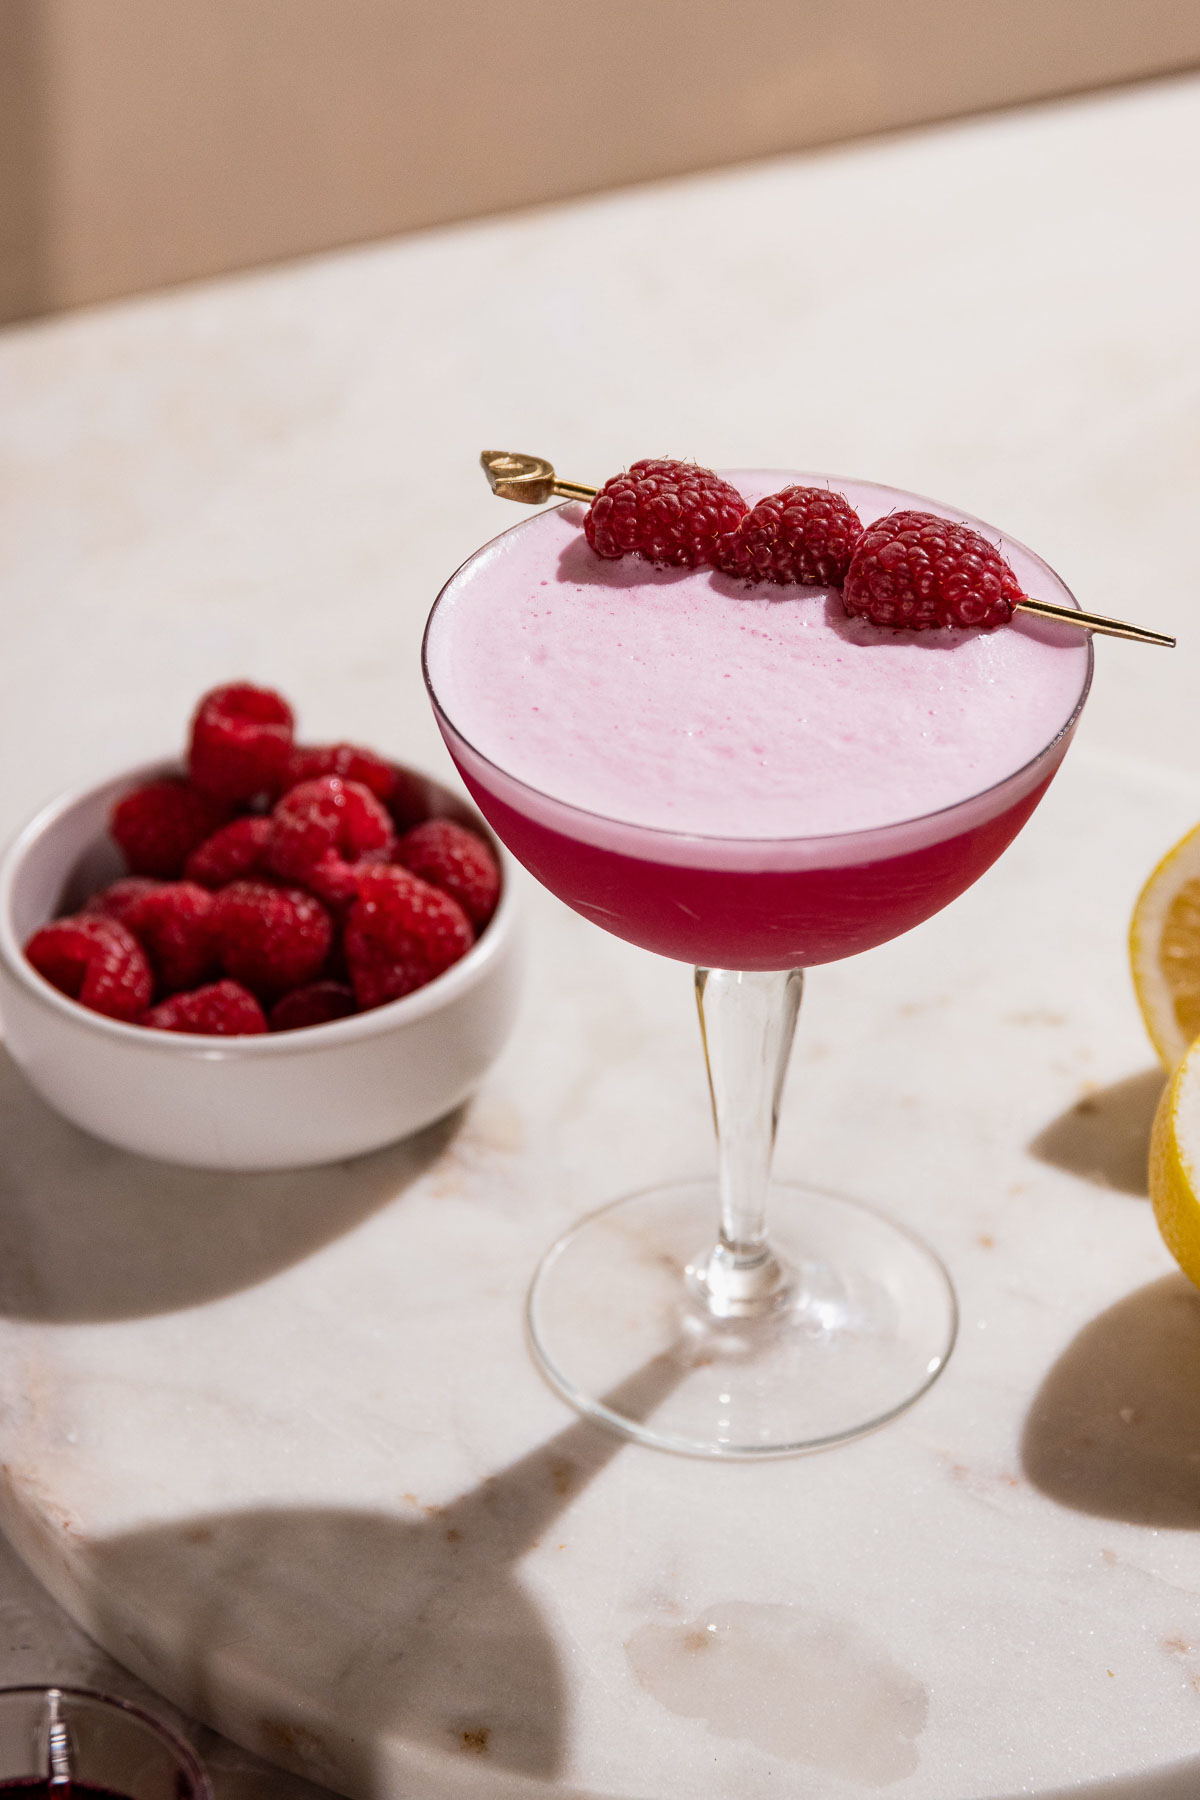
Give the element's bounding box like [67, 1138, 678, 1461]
[688, 967, 804, 1319]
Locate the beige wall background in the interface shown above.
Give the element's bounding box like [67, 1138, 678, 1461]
[3, 0, 1199, 325]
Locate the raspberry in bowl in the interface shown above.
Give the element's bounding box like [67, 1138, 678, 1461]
[0, 685, 520, 1170]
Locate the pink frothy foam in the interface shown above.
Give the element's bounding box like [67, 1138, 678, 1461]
[425, 473, 1091, 967]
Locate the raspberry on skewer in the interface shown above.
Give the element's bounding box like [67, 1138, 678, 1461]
[584, 459, 747, 569]
[716, 486, 863, 587]
[479, 450, 1174, 645]
[842, 510, 1022, 632]
[485, 448, 748, 571]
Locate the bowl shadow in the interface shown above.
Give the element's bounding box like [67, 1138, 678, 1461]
[1021, 1273, 1200, 1528]
[1028, 1068, 1165, 1198]
[0, 1048, 463, 1323]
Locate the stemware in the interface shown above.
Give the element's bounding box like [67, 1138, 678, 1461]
[423, 475, 1092, 1457]
[0, 1687, 210, 1800]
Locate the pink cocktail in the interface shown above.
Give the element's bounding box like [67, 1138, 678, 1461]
[424, 473, 1092, 1456]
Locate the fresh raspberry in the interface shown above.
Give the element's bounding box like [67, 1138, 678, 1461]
[716, 486, 863, 586]
[387, 768, 432, 833]
[286, 743, 397, 804]
[345, 941, 430, 1011]
[584, 459, 748, 567]
[88, 879, 216, 994]
[188, 683, 295, 803]
[843, 511, 1023, 631]
[321, 927, 350, 986]
[396, 820, 501, 928]
[184, 816, 271, 889]
[141, 980, 267, 1035]
[299, 852, 361, 912]
[212, 880, 333, 995]
[25, 915, 152, 1022]
[297, 849, 397, 913]
[269, 981, 357, 1032]
[111, 780, 228, 879]
[265, 776, 395, 882]
[82, 877, 162, 929]
[344, 865, 474, 1011]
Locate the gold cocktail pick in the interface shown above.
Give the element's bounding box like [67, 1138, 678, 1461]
[480, 450, 595, 505]
[479, 450, 1176, 648]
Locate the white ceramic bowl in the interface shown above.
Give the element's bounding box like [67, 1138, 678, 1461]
[0, 761, 522, 1170]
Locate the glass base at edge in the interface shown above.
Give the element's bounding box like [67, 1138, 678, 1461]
[526, 1180, 958, 1459]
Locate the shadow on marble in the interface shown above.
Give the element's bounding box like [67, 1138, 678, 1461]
[0, 1049, 462, 1323]
[81, 1357, 683, 1797]
[1021, 1273, 1200, 1527]
[1028, 1067, 1165, 1198]
[0, 1520, 337, 1800]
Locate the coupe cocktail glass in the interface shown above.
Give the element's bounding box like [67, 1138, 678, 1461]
[424, 473, 1092, 1457]
[0, 1687, 211, 1800]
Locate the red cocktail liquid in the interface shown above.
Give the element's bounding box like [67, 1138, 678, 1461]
[0, 1785, 131, 1799]
[448, 744, 1059, 969]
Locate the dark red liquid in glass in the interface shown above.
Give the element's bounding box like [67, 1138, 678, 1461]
[0, 1785, 132, 1800]
[452, 758, 1059, 970]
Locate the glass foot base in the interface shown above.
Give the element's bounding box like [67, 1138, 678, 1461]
[527, 1180, 958, 1459]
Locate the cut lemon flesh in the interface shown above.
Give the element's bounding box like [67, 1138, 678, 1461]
[1150, 1037, 1200, 1289]
[1131, 821, 1200, 1071]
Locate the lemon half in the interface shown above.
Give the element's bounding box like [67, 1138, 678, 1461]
[1150, 1038, 1200, 1289]
[1131, 821, 1200, 1071]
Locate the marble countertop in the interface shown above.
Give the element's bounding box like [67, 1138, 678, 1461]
[0, 69, 1198, 1800]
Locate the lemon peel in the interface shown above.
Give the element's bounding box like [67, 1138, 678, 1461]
[1131, 821, 1200, 1072]
[1150, 1039, 1200, 1290]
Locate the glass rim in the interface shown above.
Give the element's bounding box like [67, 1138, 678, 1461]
[0, 1685, 213, 1798]
[422, 480, 1095, 853]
